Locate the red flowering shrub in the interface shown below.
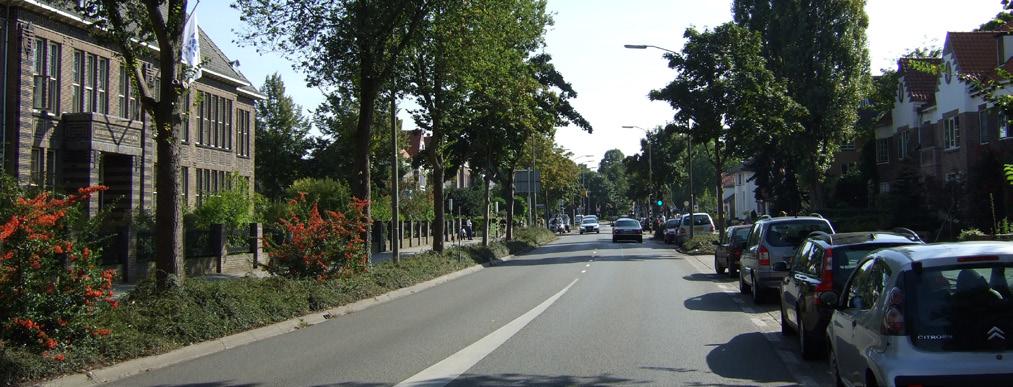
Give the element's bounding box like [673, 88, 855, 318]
[265, 194, 370, 280]
[0, 185, 116, 359]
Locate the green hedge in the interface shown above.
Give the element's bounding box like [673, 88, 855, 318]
[1, 230, 554, 385]
[681, 234, 719, 255]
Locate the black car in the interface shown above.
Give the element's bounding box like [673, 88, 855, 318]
[612, 218, 643, 243]
[713, 225, 752, 276]
[775, 229, 923, 360]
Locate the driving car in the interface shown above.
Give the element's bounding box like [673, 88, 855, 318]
[674, 213, 716, 246]
[612, 218, 643, 243]
[579, 217, 600, 234]
[713, 225, 753, 277]
[824, 242, 1013, 387]
[776, 229, 923, 359]
[663, 218, 681, 244]
[739, 215, 834, 304]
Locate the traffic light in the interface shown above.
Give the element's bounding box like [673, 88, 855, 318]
[656, 198, 664, 207]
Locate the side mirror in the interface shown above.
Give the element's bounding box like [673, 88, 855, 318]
[772, 261, 789, 272]
[820, 292, 840, 308]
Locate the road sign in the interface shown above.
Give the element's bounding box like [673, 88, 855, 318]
[514, 170, 541, 194]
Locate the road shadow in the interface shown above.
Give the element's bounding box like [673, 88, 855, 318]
[683, 273, 737, 284]
[495, 253, 682, 268]
[151, 382, 260, 387]
[705, 333, 797, 385]
[683, 292, 742, 312]
[445, 372, 651, 386]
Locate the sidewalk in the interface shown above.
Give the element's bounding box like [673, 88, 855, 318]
[371, 237, 487, 265]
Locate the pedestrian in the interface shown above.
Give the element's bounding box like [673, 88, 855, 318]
[466, 219, 474, 240]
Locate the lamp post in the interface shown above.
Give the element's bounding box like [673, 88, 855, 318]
[574, 154, 595, 217]
[390, 85, 399, 264]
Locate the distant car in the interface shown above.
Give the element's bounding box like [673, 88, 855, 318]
[776, 229, 923, 360]
[713, 225, 753, 276]
[825, 242, 1013, 386]
[612, 218, 643, 243]
[663, 218, 681, 244]
[675, 213, 716, 246]
[579, 218, 600, 234]
[739, 215, 834, 304]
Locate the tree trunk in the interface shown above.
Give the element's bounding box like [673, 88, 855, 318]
[715, 138, 725, 242]
[431, 157, 445, 252]
[355, 81, 378, 260]
[504, 167, 515, 240]
[482, 173, 491, 247]
[807, 154, 825, 211]
[153, 104, 184, 289]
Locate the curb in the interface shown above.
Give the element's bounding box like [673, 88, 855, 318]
[42, 252, 521, 387]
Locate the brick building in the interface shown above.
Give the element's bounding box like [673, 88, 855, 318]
[1, 1, 263, 225]
[874, 30, 1013, 229]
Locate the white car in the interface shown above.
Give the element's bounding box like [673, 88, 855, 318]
[579, 218, 600, 234]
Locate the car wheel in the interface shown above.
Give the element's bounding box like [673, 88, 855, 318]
[637, 237, 643, 243]
[799, 314, 820, 360]
[830, 344, 845, 387]
[739, 270, 751, 294]
[714, 257, 726, 274]
[727, 263, 738, 278]
[780, 302, 793, 336]
[612, 237, 617, 243]
[751, 274, 765, 304]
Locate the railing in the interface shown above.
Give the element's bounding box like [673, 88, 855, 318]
[226, 224, 255, 254]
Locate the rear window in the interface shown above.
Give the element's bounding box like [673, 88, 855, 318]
[681, 215, 712, 226]
[831, 243, 910, 289]
[615, 220, 640, 228]
[665, 219, 680, 228]
[731, 227, 750, 241]
[908, 263, 1013, 352]
[764, 220, 832, 247]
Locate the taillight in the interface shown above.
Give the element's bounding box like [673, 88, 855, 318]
[758, 245, 770, 266]
[881, 287, 905, 335]
[814, 248, 834, 304]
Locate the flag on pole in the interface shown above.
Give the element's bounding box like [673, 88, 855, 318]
[181, 13, 201, 87]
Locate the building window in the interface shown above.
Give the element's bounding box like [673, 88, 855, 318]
[30, 148, 43, 186]
[212, 94, 220, 148]
[181, 167, 189, 205]
[898, 131, 911, 159]
[1001, 111, 1011, 139]
[85, 54, 95, 112]
[72, 51, 82, 112]
[97, 58, 109, 114]
[840, 142, 855, 152]
[944, 116, 960, 150]
[980, 110, 991, 144]
[226, 99, 233, 150]
[237, 109, 251, 157]
[879, 182, 890, 194]
[32, 39, 60, 112]
[118, 64, 140, 119]
[46, 149, 57, 189]
[876, 138, 889, 163]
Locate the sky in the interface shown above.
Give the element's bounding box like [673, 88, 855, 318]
[196, 0, 1002, 168]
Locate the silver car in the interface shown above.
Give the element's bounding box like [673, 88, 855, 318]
[824, 242, 1013, 386]
[579, 218, 600, 234]
[739, 216, 834, 304]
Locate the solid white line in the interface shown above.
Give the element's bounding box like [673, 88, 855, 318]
[395, 278, 580, 387]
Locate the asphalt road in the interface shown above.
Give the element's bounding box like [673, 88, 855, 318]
[107, 226, 831, 386]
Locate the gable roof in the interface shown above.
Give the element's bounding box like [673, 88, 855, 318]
[198, 28, 264, 99]
[898, 57, 942, 104]
[944, 31, 1002, 81]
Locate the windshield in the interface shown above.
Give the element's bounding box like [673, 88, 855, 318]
[665, 219, 680, 228]
[730, 227, 751, 242]
[582, 219, 597, 224]
[764, 220, 832, 247]
[908, 263, 1013, 352]
[615, 220, 640, 228]
[681, 215, 711, 226]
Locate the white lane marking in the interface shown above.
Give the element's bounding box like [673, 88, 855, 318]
[581, 270, 587, 273]
[395, 278, 580, 387]
[585, 264, 591, 267]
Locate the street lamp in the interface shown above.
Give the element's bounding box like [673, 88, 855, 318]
[574, 154, 594, 217]
[623, 44, 677, 54]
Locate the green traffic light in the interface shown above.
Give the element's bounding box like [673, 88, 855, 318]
[656, 200, 663, 206]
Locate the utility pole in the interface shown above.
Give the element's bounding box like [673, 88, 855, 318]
[390, 86, 399, 264]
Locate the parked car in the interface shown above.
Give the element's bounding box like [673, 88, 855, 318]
[713, 225, 753, 276]
[824, 242, 1013, 386]
[663, 218, 682, 244]
[776, 229, 923, 359]
[579, 217, 600, 234]
[675, 213, 716, 245]
[612, 218, 643, 243]
[739, 215, 834, 304]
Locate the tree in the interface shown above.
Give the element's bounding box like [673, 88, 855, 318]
[255, 74, 312, 199]
[650, 23, 799, 236]
[597, 149, 630, 216]
[733, 0, 871, 210]
[75, 0, 192, 289]
[236, 0, 432, 256]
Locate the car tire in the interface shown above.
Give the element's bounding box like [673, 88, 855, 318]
[596, 230, 600, 234]
[799, 314, 820, 360]
[751, 274, 765, 304]
[739, 270, 751, 294]
[637, 237, 643, 243]
[780, 302, 794, 336]
[714, 257, 726, 274]
[727, 264, 738, 278]
[830, 344, 845, 387]
[612, 237, 617, 243]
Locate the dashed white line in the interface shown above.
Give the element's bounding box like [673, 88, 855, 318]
[581, 270, 587, 273]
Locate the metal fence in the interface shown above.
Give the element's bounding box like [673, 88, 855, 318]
[185, 226, 216, 258]
[226, 224, 254, 254]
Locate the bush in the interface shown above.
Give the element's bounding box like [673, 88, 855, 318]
[265, 194, 370, 280]
[0, 179, 116, 362]
[958, 227, 987, 241]
[512, 227, 556, 246]
[286, 177, 352, 214]
[681, 234, 719, 255]
[190, 174, 255, 230]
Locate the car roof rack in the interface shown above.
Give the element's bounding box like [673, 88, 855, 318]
[808, 230, 833, 244]
[891, 227, 922, 242]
